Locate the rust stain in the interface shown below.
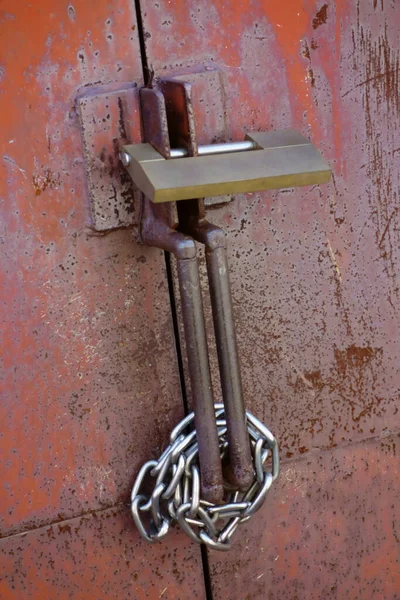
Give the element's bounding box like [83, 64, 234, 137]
[373, 0, 384, 10]
[32, 169, 61, 196]
[312, 4, 328, 30]
[334, 344, 382, 377]
[304, 369, 324, 390]
[301, 39, 311, 60]
[301, 39, 316, 88]
[283, 343, 384, 453]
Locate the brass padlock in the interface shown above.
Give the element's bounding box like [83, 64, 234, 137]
[121, 128, 330, 203]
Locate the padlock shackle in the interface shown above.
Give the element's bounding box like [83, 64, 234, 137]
[169, 139, 256, 159]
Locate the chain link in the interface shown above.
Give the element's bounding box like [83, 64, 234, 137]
[131, 404, 279, 551]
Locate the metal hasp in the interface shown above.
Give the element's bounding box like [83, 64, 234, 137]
[124, 78, 332, 505]
[122, 129, 331, 203]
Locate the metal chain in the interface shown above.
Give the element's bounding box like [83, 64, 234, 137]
[131, 404, 279, 551]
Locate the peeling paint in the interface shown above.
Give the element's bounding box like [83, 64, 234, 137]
[312, 4, 328, 30]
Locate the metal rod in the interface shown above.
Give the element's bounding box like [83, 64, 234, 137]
[176, 253, 224, 504]
[170, 140, 256, 159]
[205, 240, 254, 490]
[179, 216, 254, 490]
[138, 198, 224, 504]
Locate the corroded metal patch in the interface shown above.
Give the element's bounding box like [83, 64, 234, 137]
[77, 84, 142, 231]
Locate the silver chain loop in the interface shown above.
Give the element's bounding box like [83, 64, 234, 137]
[131, 404, 279, 551]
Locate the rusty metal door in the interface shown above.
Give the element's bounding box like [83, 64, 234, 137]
[1, 1, 400, 599]
[0, 2, 206, 598]
[136, 1, 400, 598]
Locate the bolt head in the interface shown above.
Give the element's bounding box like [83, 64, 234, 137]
[120, 152, 131, 167]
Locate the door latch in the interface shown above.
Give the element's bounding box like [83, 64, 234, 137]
[124, 77, 331, 550]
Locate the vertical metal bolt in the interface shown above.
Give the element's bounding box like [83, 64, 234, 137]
[120, 152, 131, 167]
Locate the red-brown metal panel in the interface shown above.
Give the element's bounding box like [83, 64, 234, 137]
[0, 506, 206, 599]
[209, 434, 400, 599]
[141, 0, 400, 596]
[2, 0, 400, 596]
[0, 0, 205, 595]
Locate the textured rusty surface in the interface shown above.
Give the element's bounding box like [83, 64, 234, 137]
[0, 506, 206, 599]
[0, 0, 204, 593]
[141, 0, 400, 594]
[208, 434, 400, 599]
[77, 84, 141, 231]
[2, 0, 400, 595]
[1, 232, 184, 536]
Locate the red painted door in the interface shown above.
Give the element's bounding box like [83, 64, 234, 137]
[1, 1, 400, 599]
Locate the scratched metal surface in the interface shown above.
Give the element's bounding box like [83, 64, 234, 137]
[209, 434, 400, 599]
[142, 0, 400, 596]
[0, 0, 205, 595]
[77, 85, 142, 231]
[0, 506, 206, 600]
